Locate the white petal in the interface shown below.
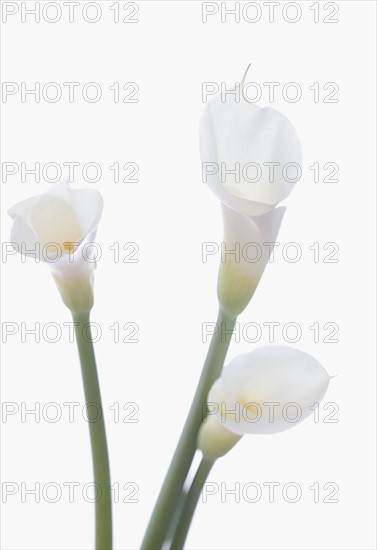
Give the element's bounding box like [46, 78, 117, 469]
[67, 186, 104, 236]
[30, 193, 83, 250]
[8, 196, 41, 257]
[200, 93, 302, 216]
[207, 377, 232, 411]
[218, 346, 330, 435]
[8, 181, 103, 261]
[222, 204, 285, 258]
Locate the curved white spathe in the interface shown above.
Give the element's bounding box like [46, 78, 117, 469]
[207, 346, 330, 435]
[8, 181, 103, 313]
[200, 90, 302, 217]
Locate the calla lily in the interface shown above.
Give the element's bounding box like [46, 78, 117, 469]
[200, 88, 302, 316]
[8, 181, 103, 314]
[9, 182, 112, 546]
[198, 346, 330, 458]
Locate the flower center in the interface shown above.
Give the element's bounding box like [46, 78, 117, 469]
[30, 195, 84, 254]
[63, 241, 76, 252]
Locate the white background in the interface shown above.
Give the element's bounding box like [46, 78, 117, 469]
[1, 1, 376, 549]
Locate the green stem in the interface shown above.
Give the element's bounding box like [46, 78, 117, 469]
[141, 308, 236, 550]
[73, 312, 112, 550]
[170, 458, 214, 550]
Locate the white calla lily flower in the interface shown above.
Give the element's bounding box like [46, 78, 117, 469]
[8, 181, 103, 314]
[200, 87, 302, 316]
[206, 346, 330, 437]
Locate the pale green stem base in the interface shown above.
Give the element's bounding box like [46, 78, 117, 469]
[170, 458, 214, 550]
[73, 313, 112, 550]
[141, 309, 236, 550]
